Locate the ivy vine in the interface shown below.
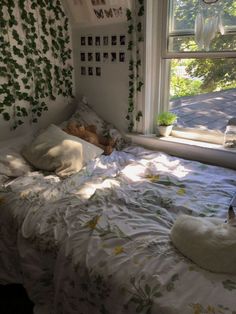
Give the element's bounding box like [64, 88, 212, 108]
[0, 0, 73, 129]
[126, 0, 144, 132]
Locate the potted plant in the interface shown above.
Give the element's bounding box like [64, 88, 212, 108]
[156, 111, 177, 137]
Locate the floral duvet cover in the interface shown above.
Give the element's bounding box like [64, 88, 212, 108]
[0, 146, 236, 314]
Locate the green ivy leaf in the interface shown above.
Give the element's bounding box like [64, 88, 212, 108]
[3, 112, 10, 121]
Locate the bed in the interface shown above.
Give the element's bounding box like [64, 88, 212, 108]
[0, 101, 236, 314]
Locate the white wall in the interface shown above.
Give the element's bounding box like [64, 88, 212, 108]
[0, 98, 76, 141]
[73, 23, 129, 132]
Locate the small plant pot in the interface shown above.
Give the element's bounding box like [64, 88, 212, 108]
[157, 125, 173, 137]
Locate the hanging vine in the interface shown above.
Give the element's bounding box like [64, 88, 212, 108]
[126, 0, 144, 132]
[0, 0, 73, 129]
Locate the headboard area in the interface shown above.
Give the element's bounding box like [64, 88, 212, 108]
[0, 0, 74, 141]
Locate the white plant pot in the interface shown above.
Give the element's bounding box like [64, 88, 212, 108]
[157, 125, 173, 137]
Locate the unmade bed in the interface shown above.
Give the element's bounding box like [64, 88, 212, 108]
[0, 144, 236, 314]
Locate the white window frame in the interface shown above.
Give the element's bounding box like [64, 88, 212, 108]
[143, 0, 236, 145]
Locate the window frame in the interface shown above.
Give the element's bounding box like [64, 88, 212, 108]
[142, 0, 236, 145]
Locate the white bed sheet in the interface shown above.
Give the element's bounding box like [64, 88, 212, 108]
[0, 146, 236, 314]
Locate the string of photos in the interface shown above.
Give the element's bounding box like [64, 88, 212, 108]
[126, 0, 144, 132]
[0, 0, 73, 129]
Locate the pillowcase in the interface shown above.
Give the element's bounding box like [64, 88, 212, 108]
[22, 124, 104, 177]
[0, 149, 32, 177]
[64, 98, 127, 150]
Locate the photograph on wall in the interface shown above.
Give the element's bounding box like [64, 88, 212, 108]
[80, 52, 86, 62]
[96, 67, 101, 76]
[88, 36, 93, 46]
[95, 36, 101, 46]
[81, 36, 86, 46]
[81, 66, 86, 75]
[103, 36, 109, 46]
[111, 35, 117, 45]
[119, 52, 125, 62]
[120, 35, 126, 45]
[111, 52, 117, 62]
[95, 52, 101, 62]
[103, 52, 109, 62]
[88, 52, 93, 62]
[88, 67, 93, 76]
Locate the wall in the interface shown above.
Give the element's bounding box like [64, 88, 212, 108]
[73, 23, 129, 133]
[0, 0, 75, 141]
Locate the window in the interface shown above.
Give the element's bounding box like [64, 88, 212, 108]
[145, 0, 236, 144]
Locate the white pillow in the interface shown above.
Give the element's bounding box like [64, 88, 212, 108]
[22, 124, 104, 177]
[0, 149, 32, 177]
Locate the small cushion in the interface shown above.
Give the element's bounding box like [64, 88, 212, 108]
[64, 98, 127, 150]
[22, 124, 103, 177]
[0, 149, 32, 177]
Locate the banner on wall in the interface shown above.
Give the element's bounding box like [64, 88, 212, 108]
[67, 0, 132, 26]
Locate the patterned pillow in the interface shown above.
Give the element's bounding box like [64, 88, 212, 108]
[66, 98, 127, 150]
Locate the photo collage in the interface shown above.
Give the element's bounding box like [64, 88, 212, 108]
[80, 34, 126, 77]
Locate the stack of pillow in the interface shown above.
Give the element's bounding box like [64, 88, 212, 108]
[0, 98, 126, 180]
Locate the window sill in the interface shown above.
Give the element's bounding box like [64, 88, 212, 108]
[125, 133, 236, 170]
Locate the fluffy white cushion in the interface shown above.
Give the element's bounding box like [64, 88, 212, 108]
[22, 124, 103, 177]
[170, 213, 236, 274]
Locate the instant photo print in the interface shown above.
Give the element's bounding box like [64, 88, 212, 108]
[88, 36, 93, 46]
[96, 52, 101, 62]
[96, 67, 101, 76]
[81, 36, 86, 46]
[111, 35, 117, 46]
[80, 52, 86, 62]
[103, 36, 109, 46]
[88, 67, 93, 76]
[103, 52, 109, 62]
[88, 52, 93, 62]
[111, 52, 117, 62]
[81, 66, 86, 75]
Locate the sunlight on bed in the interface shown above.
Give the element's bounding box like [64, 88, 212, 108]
[76, 178, 120, 199]
[121, 155, 191, 182]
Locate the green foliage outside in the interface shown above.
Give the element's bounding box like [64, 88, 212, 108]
[170, 74, 202, 99]
[170, 0, 236, 100]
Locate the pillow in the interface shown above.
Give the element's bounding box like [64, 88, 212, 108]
[0, 149, 32, 177]
[64, 97, 127, 150]
[22, 124, 104, 177]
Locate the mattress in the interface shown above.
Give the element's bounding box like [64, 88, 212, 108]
[0, 145, 235, 314]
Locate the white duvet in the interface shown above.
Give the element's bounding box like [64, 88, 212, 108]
[0, 146, 236, 314]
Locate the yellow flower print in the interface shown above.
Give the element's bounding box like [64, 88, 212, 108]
[0, 196, 5, 204]
[177, 187, 186, 196]
[191, 304, 221, 314]
[191, 303, 202, 314]
[86, 215, 100, 230]
[206, 305, 216, 314]
[114, 245, 124, 255]
[20, 191, 29, 199]
[145, 174, 160, 182]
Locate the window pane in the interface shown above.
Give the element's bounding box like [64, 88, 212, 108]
[169, 58, 236, 132]
[168, 33, 236, 52]
[168, 0, 236, 52]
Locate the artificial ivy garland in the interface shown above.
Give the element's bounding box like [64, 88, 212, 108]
[126, 0, 144, 132]
[0, 0, 73, 129]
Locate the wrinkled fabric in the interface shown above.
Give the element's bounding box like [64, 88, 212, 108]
[0, 146, 236, 314]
